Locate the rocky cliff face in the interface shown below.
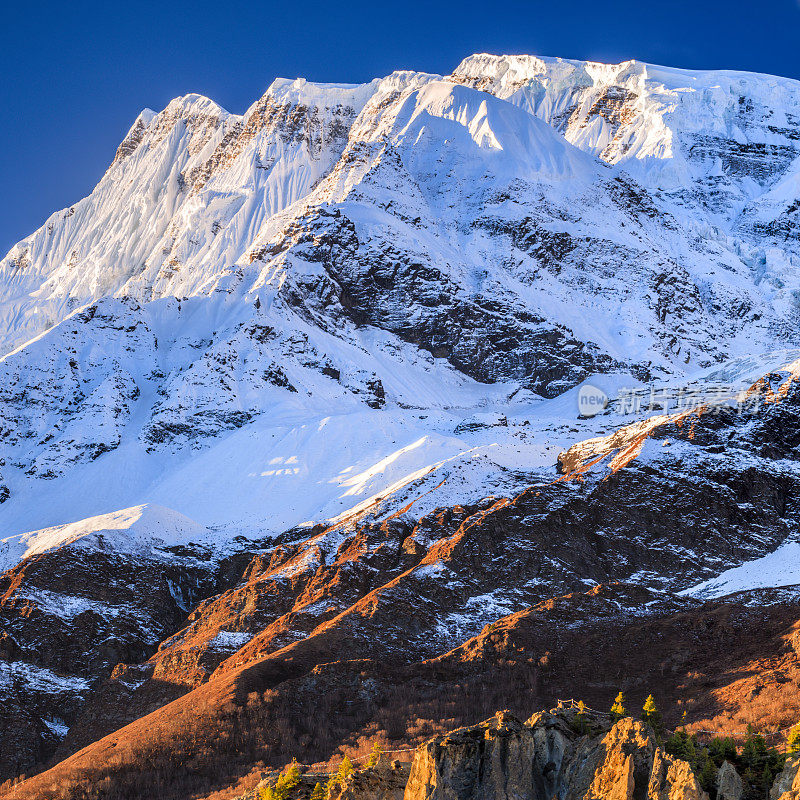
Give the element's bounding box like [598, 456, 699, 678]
[402, 710, 708, 800]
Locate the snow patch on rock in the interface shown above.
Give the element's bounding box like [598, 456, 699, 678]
[684, 539, 800, 598]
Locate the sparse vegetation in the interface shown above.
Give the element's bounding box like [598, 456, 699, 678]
[7, 647, 800, 800]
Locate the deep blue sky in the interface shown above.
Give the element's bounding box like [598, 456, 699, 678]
[2, 0, 800, 255]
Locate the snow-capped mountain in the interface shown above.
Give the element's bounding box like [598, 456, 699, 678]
[4, 53, 800, 793]
[2, 53, 800, 539]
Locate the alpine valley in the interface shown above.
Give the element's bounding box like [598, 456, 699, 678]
[4, 53, 800, 800]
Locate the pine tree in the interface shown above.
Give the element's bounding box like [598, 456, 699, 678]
[788, 722, 800, 754]
[642, 695, 662, 734]
[270, 761, 302, 800]
[367, 741, 383, 768]
[707, 736, 737, 767]
[742, 727, 767, 772]
[697, 751, 717, 792]
[311, 783, 326, 800]
[337, 756, 354, 785]
[572, 700, 590, 735]
[325, 756, 354, 800]
[610, 692, 626, 721]
[283, 761, 301, 789]
[665, 729, 696, 764]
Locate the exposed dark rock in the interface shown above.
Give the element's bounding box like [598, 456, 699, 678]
[0, 543, 220, 780]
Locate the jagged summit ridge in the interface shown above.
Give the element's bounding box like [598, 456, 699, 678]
[3, 52, 800, 356]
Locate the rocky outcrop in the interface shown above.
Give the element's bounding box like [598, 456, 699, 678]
[716, 761, 743, 800]
[404, 711, 546, 800]
[403, 711, 708, 800]
[578, 717, 656, 799]
[335, 759, 411, 800]
[647, 750, 707, 800]
[771, 756, 800, 800]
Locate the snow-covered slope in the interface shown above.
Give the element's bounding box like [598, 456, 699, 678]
[0, 79, 382, 354]
[0, 504, 210, 572]
[450, 53, 800, 321]
[451, 53, 800, 210]
[685, 540, 800, 598]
